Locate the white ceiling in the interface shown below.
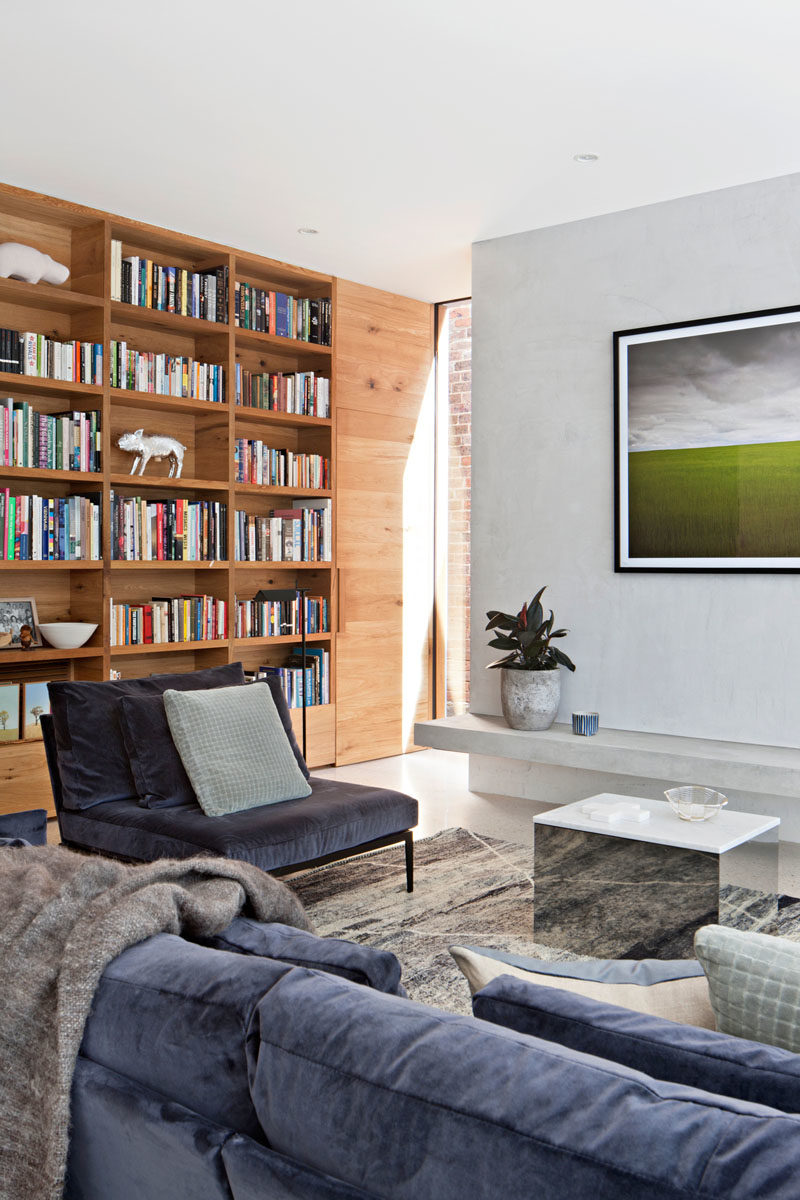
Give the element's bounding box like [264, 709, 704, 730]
[3, 0, 800, 301]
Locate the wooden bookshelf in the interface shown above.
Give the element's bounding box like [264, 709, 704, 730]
[0, 181, 337, 812]
[0, 181, 436, 816]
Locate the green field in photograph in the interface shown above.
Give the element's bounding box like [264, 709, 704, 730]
[628, 440, 800, 558]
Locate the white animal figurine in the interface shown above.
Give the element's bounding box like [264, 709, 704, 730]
[118, 429, 186, 479]
[0, 242, 69, 285]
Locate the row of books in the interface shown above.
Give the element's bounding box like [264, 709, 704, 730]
[111, 493, 227, 561]
[1, 401, 101, 473]
[109, 594, 228, 646]
[110, 241, 229, 323]
[255, 651, 330, 707]
[1, 490, 101, 560]
[234, 594, 329, 639]
[234, 503, 331, 562]
[234, 366, 330, 418]
[110, 340, 225, 402]
[234, 284, 331, 345]
[0, 329, 103, 385]
[234, 441, 330, 489]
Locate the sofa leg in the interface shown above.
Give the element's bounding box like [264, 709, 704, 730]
[404, 832, 414, 893]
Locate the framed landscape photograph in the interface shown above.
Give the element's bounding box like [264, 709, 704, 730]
[615, 305, 800, 572]
[0, 681, 20, 741]
[0, 597, 40, 646]
[23, 680, 50, 740]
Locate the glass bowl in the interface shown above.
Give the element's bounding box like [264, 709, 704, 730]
[665, 786, 728, 822]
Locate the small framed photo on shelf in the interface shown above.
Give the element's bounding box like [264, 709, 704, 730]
[0, 681, 21, 741]
[0, 598, 41, 648]
[22, 680, 50, 740]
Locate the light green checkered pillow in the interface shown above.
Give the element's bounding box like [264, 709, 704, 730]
[163, 683, 311, 816]
[695, 925, 800, 1052]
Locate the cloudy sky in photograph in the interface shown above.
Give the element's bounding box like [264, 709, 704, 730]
[627, 321, 800, 451]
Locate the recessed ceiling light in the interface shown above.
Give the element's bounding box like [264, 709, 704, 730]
[297, 226, 319, 235]
[573, 153, 599, 164]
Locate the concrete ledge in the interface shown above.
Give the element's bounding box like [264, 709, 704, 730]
[414, 715, 800, 799]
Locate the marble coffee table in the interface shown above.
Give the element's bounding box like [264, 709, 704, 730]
[533, 793, 780, 958]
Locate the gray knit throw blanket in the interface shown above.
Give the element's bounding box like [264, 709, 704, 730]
[0, 845, 310, 1200]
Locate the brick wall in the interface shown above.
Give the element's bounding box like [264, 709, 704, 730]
[446, 303, 471, 715]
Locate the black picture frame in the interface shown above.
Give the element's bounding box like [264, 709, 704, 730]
[614, 303, 800, 573]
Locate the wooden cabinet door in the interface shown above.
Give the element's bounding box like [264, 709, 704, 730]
[334, 280, 434, 764]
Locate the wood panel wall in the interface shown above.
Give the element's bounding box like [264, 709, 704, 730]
[334, 280, 435, 764]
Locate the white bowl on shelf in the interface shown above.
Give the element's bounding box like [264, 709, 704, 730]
[38, 622, 98, 650]
[665, 786, 728, 822]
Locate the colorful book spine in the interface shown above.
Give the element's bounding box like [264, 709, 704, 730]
[0, 400, 101, 471]
[233, 440, 329, 488]
[234, 594, 329, 638]
[109, 594, 227, 646]
[0, 491, 101, 560]
[110, 491, 227, 561]
[234, 367, 329, 417]
[110, 242, 228, 324]
[110, 341, 225, 402]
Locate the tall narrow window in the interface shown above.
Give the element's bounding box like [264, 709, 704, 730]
[435, 300, 472, 716]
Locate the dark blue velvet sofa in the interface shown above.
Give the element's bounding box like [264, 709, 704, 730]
[66, 920, 800, 1200]
[41, 664, 417, 889]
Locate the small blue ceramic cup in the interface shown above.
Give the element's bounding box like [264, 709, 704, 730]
[572, 712, 599, 736]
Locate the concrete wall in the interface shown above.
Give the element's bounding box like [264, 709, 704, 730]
[471, 173, 800, 750]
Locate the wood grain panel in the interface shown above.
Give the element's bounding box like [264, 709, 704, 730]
[0, 739, 54, 816]
[334, 279, 433, 764]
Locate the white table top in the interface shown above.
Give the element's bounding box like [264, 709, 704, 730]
[533, 793, 780, 854]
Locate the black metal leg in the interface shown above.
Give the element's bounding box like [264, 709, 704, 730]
[404, 831, 414, 893]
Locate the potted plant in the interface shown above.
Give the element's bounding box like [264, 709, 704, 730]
[485, 586, 575, 731]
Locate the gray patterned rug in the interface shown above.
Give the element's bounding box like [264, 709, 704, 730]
[288, 827, 800, 1015]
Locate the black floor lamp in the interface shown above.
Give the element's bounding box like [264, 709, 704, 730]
[255, 584, 310, 760]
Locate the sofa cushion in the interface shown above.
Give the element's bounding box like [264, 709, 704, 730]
[48, 662, 245, 810]
[80, 933, 294, 1140]
[121, 674, 310, 810]
[451, 945, 715, 1028]
[247, 966, 800, 1200]
[164, 683, 311, 815]
[472, 974, 800, 1114]
[203, 918, 405, 995]
[69, 1058, 234, 1200]
[0, 808, 47, 845]
[120, 693, 198, 809]
[695, 924, 800, 1052]
[222, 1134, 379, 1200]
[56, 778, 418, 870]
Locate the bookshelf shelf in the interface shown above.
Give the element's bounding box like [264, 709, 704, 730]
[232, 407, 331, 429]
[108, 473, 229, 493]
[0, 466, 100, 484]
[235, 328, 331, 358]
[234, 560, 332, 570]
[234, 483, 332, 498]
[0, 372, 103, 400]
[109, 388, 230, 417]
[0, 559, 101, 570]
[0, 278, 104, 314]
[234, 633, 331, 647]
[0, 645, 100, 665]
[109, 559, 229, 570]
[110, 639, 230, 657]
[110, 300, 228, 336]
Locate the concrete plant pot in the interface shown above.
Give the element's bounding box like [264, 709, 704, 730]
[500, 668, 560, 731]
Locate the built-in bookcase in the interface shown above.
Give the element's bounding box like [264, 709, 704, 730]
[0, 183, 337, 813]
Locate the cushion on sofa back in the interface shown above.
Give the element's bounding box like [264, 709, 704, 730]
[247, 966, 800, 1200]
[201, 918, 406, 995]
[163, 683, 311, 815]
[49, 662, 245, 810]
[120, 673, 309, 809]
[472, 975, 800, 1114]
[81, 933, 294, 1140]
